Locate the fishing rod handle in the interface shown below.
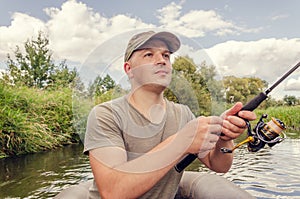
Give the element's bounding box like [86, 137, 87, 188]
[175, 92, 268, 173]
[174, 154, 197, 172]
[241, 92, 268, 111]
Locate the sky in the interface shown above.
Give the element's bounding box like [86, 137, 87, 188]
[0, 0, 300, 99]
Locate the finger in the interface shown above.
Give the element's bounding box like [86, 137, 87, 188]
[205, 116, 224, 125]
[238, 110, 257, 121]
[223, 119, 246, 133]
[207, 133, 220, 143]
[207, 124, 223, 134]
[222, 102, 243, 118]
[227, 116, 248, 128]
[221, 127, 240, 140]
[218, 135, 232, 141]
[222, 120, 246, 139]
[210, 132, 222, 136]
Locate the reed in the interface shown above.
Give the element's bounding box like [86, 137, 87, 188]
[0, 84, 79, 158]
[254, 106, 300, 138]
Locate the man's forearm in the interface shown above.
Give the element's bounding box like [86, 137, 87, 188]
[90, 153, 174, 199]
[91, 134, 188, 199]
[202, 139, 234, 173]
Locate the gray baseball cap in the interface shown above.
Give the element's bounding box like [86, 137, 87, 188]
[124, 31, 180, 62]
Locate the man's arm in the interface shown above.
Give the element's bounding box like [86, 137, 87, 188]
[199, 102, 256, 173]
[89, 114, 226, 199]
[89, 132, 187, 199]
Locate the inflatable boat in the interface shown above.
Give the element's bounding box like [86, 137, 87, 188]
[54, 171, 254, 199]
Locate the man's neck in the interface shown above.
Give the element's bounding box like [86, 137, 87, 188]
[128, 87, 166, 124]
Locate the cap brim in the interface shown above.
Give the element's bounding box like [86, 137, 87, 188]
[137, 31, 181, 53]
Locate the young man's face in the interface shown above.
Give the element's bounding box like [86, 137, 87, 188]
[125, 39, 173, 92]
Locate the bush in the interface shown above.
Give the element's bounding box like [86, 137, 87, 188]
[0, 83, 79, 158]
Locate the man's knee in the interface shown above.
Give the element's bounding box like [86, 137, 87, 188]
[177, 172, 255, 199]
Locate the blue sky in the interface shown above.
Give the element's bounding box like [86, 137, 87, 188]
[0, 0, 300, 98]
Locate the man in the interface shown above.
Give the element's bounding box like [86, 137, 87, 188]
[84, 30, 256, 199]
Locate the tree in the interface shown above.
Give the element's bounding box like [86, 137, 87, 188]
[2, 32, 77, 89]
[283, 95, 297, 106]
[88, 74, 117, 97]
[198, 62, 224, 102]
[164, 56, 222, 116]
[95, 85, 127, 104]
[47, 60, 78, 89]
[223, 76, 267, 104]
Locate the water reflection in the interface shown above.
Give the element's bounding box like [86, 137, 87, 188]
[0, 144, 92, 198]
[190, 139, 300, 199]
[0, 139, 299, 198]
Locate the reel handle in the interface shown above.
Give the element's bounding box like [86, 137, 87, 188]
[175, 92, 268, 173]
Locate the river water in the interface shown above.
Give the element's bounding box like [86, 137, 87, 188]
[0, 138, 300, 199]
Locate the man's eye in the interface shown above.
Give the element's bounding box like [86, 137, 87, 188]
[164, 53, 170, 59]
[145, 53, 152, 57]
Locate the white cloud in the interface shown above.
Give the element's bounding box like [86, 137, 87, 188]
[270, 14, 289, 21]
[285, 77, 300, 91]
[0, 0, 154, 65]
[0, 0, 262, 66]
[188, 37, 300, 99]
[44, 0, 154, 63]
[205, 38, 300, 85]
[156, 2, 260, 38]
[157, 2, 182, 25]
[0, 12, 46, 61]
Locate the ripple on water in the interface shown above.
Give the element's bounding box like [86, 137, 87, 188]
[0, 139, 299, 198]
[222, 139, 300, 199]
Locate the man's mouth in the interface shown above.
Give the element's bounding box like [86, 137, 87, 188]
[155, 70, 169, 75]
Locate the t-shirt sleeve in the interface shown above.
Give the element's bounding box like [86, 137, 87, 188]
[183, 104, 195, 122]
[83, 104, 125, 154]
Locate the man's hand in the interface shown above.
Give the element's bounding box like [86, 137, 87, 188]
[194, 102, 256, 172]
[220, 102, 257, 141]
[179, 116, 223, 156]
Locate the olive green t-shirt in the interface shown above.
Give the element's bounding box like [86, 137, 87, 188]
[84, 95, 195, 199]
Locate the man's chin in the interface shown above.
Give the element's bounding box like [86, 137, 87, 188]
[143, 83, 169, 92]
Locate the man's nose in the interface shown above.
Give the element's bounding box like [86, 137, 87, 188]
[154, 54, 166, 65]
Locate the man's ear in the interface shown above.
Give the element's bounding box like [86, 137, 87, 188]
[124, 62, 133, 79]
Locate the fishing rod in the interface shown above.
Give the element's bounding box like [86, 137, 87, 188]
[175, 61, 300, 173]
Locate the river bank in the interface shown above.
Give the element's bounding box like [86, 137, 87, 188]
[1, 83, 299, 158]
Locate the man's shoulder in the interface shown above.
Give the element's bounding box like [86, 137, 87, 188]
[94, 96, 127, 108]
[88, 96, 128, 126]
[165, 99, 194, 118]
[165, 99, 189, 110]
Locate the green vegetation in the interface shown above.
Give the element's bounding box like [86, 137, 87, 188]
[2, 32, 77, 90]
[0, 84, 78, 158]
[0, 32, 299, 158]
[255, 106, 300, 138]
[0, 32, 83, 158]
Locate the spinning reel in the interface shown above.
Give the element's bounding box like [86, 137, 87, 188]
[221, 114, 286, 153]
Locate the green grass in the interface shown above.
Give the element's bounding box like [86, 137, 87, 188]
[0, 84, 81, 158]
[254, 106, 300, 138]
